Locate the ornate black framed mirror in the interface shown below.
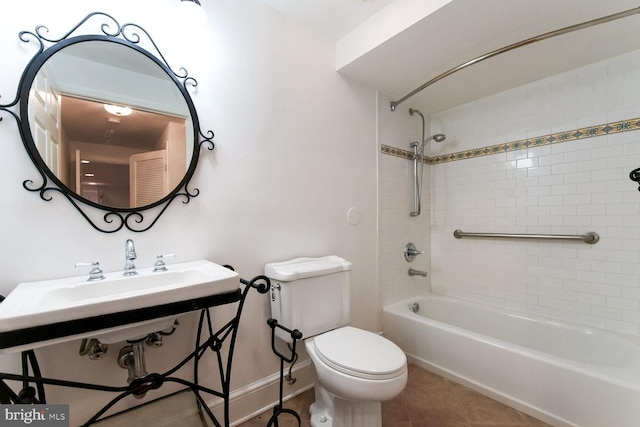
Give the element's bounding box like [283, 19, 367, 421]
[0, 12, 213, 233]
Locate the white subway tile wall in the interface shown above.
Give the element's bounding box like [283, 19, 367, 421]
[379, 49, 640, 335]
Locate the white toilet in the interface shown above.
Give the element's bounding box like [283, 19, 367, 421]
[265, 256, 407, 427]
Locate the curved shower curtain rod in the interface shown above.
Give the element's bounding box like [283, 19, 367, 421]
[390, 5, 640, 111]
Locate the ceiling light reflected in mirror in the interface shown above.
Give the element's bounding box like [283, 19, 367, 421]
[104, 104, 132, 117]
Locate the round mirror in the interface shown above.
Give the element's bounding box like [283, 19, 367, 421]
[19, 35, 198, 211]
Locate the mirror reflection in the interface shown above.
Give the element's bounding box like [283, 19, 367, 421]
[27, 40, 194, 209]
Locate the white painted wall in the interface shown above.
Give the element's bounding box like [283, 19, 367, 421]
[336, 0, 452, 69]
[0, 0, 378, 424]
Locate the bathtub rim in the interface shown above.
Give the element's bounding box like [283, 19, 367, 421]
[382, 292, 640, 392]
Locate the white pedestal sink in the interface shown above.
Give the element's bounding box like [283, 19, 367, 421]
[0, 260, 240, 353]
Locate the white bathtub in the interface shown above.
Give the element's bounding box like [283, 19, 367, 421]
[382, 293, 640, 427]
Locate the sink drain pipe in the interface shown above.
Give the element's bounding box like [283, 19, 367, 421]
[117, 341, 148, 398]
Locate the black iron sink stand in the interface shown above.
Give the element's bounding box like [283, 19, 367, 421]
[0, 268, 271, 427]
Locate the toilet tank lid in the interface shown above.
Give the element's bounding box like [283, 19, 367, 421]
[265, 256, 352, 281]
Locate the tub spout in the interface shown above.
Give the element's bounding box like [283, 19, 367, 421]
[408, 268, 428, 277]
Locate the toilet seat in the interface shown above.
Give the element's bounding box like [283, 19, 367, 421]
[313, 326, 406, 380]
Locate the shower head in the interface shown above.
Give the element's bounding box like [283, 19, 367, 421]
[414, 133, 446, 155]
[409, 108, 445, 143]
[426, 134, 446, 143]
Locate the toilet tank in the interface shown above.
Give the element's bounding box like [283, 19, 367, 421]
[265, 256, 352, 342]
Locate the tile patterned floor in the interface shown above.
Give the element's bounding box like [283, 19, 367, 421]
[238, 364, 552, 427]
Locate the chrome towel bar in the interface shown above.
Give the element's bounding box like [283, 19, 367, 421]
[453, 229, 599, 244]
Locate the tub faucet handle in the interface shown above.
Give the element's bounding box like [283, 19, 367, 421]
[404, 242, 423, 262]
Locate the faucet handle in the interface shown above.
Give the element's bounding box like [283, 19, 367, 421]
[153, 254, 176, 272]
[75, 262, 106, 281]
[404, 242, 424, 262]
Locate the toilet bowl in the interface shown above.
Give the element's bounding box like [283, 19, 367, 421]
[265, 256, 408, 427]
[307, 326, 407, 401]
[305, 327, 407, 427]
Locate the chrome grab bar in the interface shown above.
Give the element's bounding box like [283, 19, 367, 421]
[453, 229, 599, 244]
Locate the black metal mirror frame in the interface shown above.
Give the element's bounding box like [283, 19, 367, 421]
[0, 12, 214, 233]
[631, 168, 640, 191]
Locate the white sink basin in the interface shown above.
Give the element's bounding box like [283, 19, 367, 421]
[0, 260, 239, 352]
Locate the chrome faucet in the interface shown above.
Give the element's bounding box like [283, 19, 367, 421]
[123, 239, 137, 276]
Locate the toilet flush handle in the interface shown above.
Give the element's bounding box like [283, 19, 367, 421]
[270, 282, 281, 302]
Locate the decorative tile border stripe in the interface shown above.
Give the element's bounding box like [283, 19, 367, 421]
[381, 117, 640, 164]
[380, 145, 414, 161]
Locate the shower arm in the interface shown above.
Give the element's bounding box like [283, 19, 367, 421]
[390, 6, 640, 111]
